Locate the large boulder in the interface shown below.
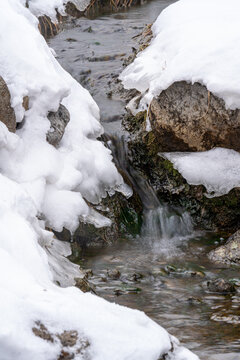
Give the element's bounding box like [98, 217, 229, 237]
[208, 230, 240, 265]
[149, 81, 240, 152]
[0, 76, 16, 133]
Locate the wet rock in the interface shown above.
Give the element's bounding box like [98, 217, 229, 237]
[55, 184, 143, 250]
[149, 81, 240, 152]
[107, 269, 121, 280]
[120, 43, 240, 231]
[211, 313, 240, 324]
[83, 269, 93, 278]
[155, 265, 205, 278]
[75, 277, 96, 293]
[208, 230, 240, 265]
[187, 297, 203, 305]
[114, 285, 142, 296]
[0, 76, 16, 132]
[202, 278, 236, 294]
[123, 110, 240, 231]
[47, 104, 70, 147]
[126, 272, 144, 282]
[65, 2, 86, 18]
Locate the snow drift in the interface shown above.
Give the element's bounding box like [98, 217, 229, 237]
[0, 0, 199, 359]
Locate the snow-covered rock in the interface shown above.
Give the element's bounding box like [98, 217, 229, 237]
[120, 0, 240, 201]
[163, 148, 240, 197]
[120, 0, 240, 110]
[27, 0, 90, 20]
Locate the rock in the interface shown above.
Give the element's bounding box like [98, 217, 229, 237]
[149, 81, 240, 152]
[211, 313, 240, 324]
[32, 321, 54, 343]
[47, 104, 70, 147]
[208, 230, 240, 265]
[58, 350, 74, 360]
[33, 322, 90, 359]
[202, 278, 236, 294]
[107, 269, 121, 280]
[65, 2, 85, 18]
[57, 330, 78, 347]
[123, 110, 240, 231]
[54, 183, 143, 250]
[126, 272, 144, 282]
[38, 15, 59, 38]
[74, 277, 96, 293]
[114, 285, 142, 296]
[187, 297, 203, 305]
[0, 76, 16, 132]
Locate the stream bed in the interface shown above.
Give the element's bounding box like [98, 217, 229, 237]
[49, 1, 240, 359]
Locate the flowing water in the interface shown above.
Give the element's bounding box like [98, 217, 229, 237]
[49, 2, 240, 359]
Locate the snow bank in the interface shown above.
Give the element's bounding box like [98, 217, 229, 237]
[120, 0, 240, 110]
[162, 148, 240, 197]
[0, 1, 199, 359]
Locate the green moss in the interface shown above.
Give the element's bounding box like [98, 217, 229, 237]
[119, 206, 142, 236]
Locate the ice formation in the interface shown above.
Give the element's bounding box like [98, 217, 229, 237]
[120, 0, 240, 110]
[0, 0, 199, 359]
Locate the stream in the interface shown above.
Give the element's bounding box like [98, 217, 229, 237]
[49, 1, 240, 359]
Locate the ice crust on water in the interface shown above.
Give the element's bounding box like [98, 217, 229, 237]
[163, 148, 240, 197]
[0, 0, 199, 359]
[120, 0, 240, 110]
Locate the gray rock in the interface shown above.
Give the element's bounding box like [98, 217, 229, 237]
[47, 104, 70, 147]
[208, 230, 240, 265]
[202, 278, 236, 294]
[0, 76, 16, 133]
[149, 81, 240, 152]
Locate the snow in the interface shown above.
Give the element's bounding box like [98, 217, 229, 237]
[0, 0, 199, 359]
[120, 0, 240, 110]
[162, 148, 240, 197]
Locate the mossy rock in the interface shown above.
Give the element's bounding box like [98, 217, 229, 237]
[123, 110, 240, 232]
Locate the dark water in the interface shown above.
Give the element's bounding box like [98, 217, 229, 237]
[49, 2, 240, 359]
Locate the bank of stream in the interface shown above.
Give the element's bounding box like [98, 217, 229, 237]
[49, 2, 240, 359]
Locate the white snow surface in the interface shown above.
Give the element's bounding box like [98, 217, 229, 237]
[0, 1, 199, 359]
[162, 148, 240, 197]
[120, 0, 240, 110]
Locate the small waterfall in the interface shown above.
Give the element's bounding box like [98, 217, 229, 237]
[104, 133, 194, 253]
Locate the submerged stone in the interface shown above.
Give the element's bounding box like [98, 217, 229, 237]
[202, 278, 236, 294]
